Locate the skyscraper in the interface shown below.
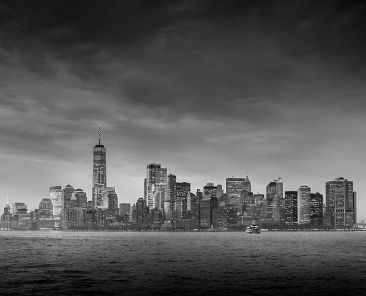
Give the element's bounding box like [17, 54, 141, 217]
[284, 191, 297, 225]
[298, 185, 311, 224]
[176, 182, 191, 219]
[144, 163, 167, 211]
[92, 124, 107, 208]
[326, 177, 356, 227]
[165, 173, 176, 222]
[49, 186, 63, 220]
[226, 176, 251, 205]
[266, 177, 283, 222]
[310, 192, 323, 226]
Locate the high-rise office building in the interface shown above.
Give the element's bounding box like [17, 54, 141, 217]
[310, 192, 323, 226]
[119, 203, 131, 216]
[72, 188, 87, 208]
[266, 177, 283, 222]
[203, 183, 217, 200]
[226, 176, 251, 203]
[49, 186, 63, 220]
[165, 174, 176, 222]
[284, 191, 297, 225]
[144, 163, 167, 210]
[176, 182, 191, 219]
[92, 124, 107, 208]
[63, 184, 75, 209]
[12, 202, 28, 215]
[326, 177, 356, 227]
[38, 198, 53, 218]
[102, 187, 116, 209]
[298, 185, 311, 224]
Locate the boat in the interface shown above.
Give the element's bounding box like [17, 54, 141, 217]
[246, 220, 261, 234]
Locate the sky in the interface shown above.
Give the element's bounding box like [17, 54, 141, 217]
[0, 0, 366, 220]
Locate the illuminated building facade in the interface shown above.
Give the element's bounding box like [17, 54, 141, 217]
[144, 163, 167, 210]
[310, 192, 323, 226]
[266, 177, 283, 222]
[284, 191, 297, 225]
[326, 177, 356, 227]
[92, 124, 107, 208]
[298, 185, 311, 224]
[49, 186, 63, 220]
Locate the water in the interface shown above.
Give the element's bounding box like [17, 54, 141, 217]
[1, 231, 366, 295]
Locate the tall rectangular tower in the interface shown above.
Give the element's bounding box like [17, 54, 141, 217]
[145, 163, 168, 210]
[92, 124, 107, 208]
[298, 185, 311, 224]
[326, 177, 356, 227]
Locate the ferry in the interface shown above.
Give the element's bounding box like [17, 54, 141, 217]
[246, 221, 261, 234]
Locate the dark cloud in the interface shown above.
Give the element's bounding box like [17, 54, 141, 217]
[1, 0, 366, 218]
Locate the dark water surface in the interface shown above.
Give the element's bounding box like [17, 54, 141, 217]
[1, 231, 366, 295]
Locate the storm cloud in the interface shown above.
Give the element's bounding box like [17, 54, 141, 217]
[0, 0, 366, 218]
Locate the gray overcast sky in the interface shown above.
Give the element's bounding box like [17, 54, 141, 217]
[1, 0, 366, 220]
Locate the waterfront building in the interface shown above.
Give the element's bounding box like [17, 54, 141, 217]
[326, 177, 356, 227]
[284, 191, 298, 225]
[12, 202, 27, 215]
[298, 185, 311, 224]
[107, 192, 118, 216]
[226, 176, 251, 206]
[175, 182, 191, 220]
[144, 163, 168, 211]
[165, 174, 176, 222]
[266, 177, 283, 223]
[310, 192, 323, 226]
[1, 198, 13, 228]
[216, 185, 223, 199]
[203, 183, 217, 200]
[119, 203, 131, 216]
[72, 188, 87, 208]
[135, 198, 149, 227]
[49, 186, 63, 220]
[38, 198, 53, 218]
[102, 187, 116, 209]
[199, 199, 211, 229]
[92, 124, 107, 208]
[63, 184, 75, 209]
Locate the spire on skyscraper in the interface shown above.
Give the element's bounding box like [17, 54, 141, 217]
[98, 122, 101, 145]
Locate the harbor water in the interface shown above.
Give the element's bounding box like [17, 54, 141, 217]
[1, 231, 365, 295]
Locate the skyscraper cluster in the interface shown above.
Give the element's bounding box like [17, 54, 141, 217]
[0, 128, 358, 231]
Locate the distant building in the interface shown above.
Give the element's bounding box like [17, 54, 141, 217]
[72, 188, 87, 208]
[203, 183, 217, 200]
[144, 163, 167, 210]
[135, 198, 149, 226]
[310, 193, 323, 226]
[119, 203, 131, 216]
[92, 124, 107, 208]
[298, 185, 311, 224]
[216, 185, 224, 199]
[12, 202, 27, 215]
[226, 177, 251, 206]
[102, 187, 116, 209]
[38, 198, 53, 218]
[165, 174, 176, 222]
[63, 184, 75, 209]
[49, 186, 63, 220]
[284, 191, 297, 225]
[326, 177, 356, 227]
[107, 193, 118, 216]
[266, 177, 283, 222]
[175, 182, 190, 220]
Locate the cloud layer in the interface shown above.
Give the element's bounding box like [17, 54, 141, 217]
[1, 0, 366, 219]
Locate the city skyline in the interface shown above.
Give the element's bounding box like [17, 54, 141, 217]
[0, 125, 360, 225]
[1, 1, 366, 220]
